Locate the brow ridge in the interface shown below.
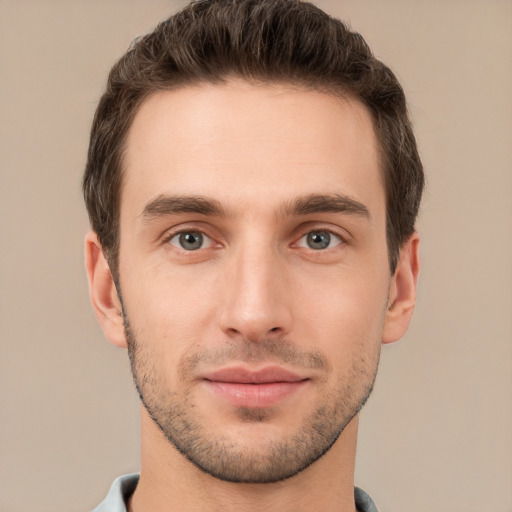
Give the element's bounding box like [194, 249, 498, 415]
[140, 192, 370, 223]
[283, 193, 371, 219]
[141, 194, 226, 222]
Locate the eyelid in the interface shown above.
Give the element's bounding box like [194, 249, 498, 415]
[159, 222, 349, 253]
[168, 231, 213, 250]
[161, 224, 223, 251]
[292, 224, 350, 247]
[295, 231, 343, 250]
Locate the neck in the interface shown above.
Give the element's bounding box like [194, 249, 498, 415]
[129, 407, 359, 512]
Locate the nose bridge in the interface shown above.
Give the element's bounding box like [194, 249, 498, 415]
[219, 237, 291, 341]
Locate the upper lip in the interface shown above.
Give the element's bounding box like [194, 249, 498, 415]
[202, 366, 308, 384]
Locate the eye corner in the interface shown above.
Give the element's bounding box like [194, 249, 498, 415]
[164, 229, 217, 252]
[294, 229, 345, 251]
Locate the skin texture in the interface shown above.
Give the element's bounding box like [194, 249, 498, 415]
[85, 80, 419, 512]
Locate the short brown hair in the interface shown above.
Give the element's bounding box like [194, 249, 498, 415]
[83, 0, 424, 276]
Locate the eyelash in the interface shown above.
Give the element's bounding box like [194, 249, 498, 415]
[162, 226, 347, 254]
[164, 229, 219, 252]
[295, 230, 344, 250]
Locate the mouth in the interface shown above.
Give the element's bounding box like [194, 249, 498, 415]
[201, 366, 310, 408]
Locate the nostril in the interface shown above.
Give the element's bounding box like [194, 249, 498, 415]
[269, 327, 280, 332]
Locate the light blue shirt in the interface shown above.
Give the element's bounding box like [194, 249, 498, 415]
[93, 473, 379, 512]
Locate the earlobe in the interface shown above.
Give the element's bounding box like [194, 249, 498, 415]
[84, 231, 127, 348]
[382, 232, 420, 344]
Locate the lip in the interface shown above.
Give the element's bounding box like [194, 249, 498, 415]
[201, 366, 309, 408]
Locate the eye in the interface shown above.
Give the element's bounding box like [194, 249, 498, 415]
[297, 230, 342, 250]
[168, 231, 212, 251]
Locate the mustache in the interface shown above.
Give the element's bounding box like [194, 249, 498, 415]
[179, 338, 329, 375]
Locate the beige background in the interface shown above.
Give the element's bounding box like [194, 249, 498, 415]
[0, 1, 511, 511]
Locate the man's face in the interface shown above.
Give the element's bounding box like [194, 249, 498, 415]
[116, 81, 393, 483]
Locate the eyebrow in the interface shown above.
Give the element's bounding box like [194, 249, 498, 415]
[141, 194, 226, 222]
[282, 193, 371, 219]
[140, 192, 370, 223]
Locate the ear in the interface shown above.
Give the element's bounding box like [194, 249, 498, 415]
[382, 232, 420, 344]
[84, 231, 127, 348]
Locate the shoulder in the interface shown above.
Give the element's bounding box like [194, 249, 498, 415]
[355, 486, 380, 512]
[92, 473, 140, 512]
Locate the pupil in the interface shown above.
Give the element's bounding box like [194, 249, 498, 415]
[180, 232, 202, 250]
[307, 231, 330, 250]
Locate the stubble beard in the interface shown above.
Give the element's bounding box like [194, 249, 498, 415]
[123, 316, 381, 484]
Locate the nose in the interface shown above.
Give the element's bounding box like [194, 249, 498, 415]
[218, 244, 293, 342]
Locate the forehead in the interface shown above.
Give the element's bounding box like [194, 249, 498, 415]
[122, 80, 383, 219]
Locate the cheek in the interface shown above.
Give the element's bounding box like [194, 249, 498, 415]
[121, 263, 220, 353]
[295, 266, 389, 359]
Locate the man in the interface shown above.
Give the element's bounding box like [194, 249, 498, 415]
[84, 0, 423, 510]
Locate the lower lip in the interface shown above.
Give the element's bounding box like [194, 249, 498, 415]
[204, 380, 308, 408]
